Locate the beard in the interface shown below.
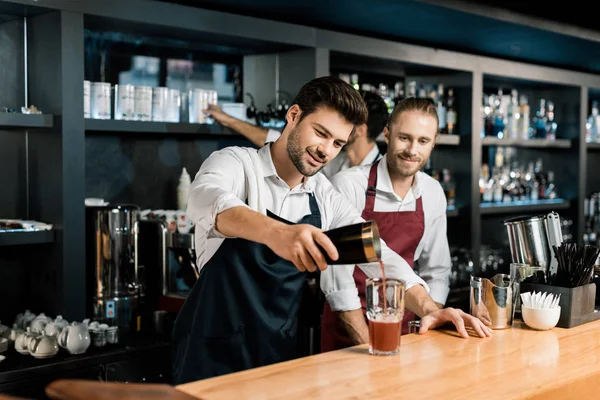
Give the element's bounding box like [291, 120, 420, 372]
[287, 126, 327, 177]
[390, 151, 428, 177]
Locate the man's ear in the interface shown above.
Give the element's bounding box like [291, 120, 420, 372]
[383, 126, 390, 144]
[285, 104, 302, 126]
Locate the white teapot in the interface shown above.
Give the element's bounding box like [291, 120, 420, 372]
[58, 321, 90, 355]
[44, 316, 69, 337]
[30, 313, 52, 334]
[9, 324, 24, 344]
[15, 310, 36, 330]
[0, 321, 9, 339]
[14, 327, 37, 354]
[28, 334, 59, 359]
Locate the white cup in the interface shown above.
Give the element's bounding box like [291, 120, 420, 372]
[168, 88, 181, 123]
[134, 86, 153, 121]
[83, 80, 91, 119]
[90, 82, 111, 120]
[114, 84, 135, 120]
[152, 87, 169, 122]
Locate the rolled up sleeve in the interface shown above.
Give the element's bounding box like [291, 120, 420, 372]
[186, 149, 249, 239]
[416, 204, 451, 305]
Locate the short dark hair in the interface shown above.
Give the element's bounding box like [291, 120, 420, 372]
[388, 97, 439, 131]
[292, 76, 368, 129]
[360, 90, 389, 142]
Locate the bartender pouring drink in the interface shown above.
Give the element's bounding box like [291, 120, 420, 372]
[171, 77, 491, 385]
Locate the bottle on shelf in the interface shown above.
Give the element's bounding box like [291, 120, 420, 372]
[586, 100, 600, 143]
[518, 95, 530, 140]
[533, 99, 547, 139]
[545, 101, 557, 140]
[441, 168, 456, 207]
[506, 89, 520, 139]
[436, 83, 447, 134]
[446, 88, 457, 135]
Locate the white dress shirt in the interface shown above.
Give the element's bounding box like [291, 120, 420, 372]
[265, 129, 382, 179]
[187, 144, 429, 312]
[330, 153, 452, 304]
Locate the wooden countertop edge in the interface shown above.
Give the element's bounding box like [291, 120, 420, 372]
[175, 321, 600, 400]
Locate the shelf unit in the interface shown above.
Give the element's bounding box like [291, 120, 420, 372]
[0, 113, 53, 129]
[0, 230, 55, 246]
[481, 137, 571, 148]
[479, 199, 571, 215]
[84, 119, 243, 137]
[2, 0, 600, 320]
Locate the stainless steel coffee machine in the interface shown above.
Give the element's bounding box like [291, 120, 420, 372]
[86, 204, 143, 338]
[137, 219, 198, 314]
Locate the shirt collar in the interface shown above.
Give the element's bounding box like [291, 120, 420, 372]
[376, 153, 423, 199]
[361, 144, 381, 166]
[258, 143, 316, 192]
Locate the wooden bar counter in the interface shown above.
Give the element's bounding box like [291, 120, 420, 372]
[176, 319, 600, 400]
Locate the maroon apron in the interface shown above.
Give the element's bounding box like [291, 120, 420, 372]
[321, 159, 425, 352]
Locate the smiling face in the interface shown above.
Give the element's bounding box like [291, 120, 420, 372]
[384, 110, 437, 177]
[286, 104, 354, 176]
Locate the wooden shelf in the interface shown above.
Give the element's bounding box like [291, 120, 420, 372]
[437, 134, 460, 145]
[0, 114, 54, 129]
[0, 230, 55, 246]
[84, 119, 245, 137]
[587, 142, 600, 150]
[480, 198, 571, 215]
[481, 137, 571, 148]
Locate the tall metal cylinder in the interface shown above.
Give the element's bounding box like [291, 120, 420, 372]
[93, 205, 140, 298]
[89, 204, 141, 337]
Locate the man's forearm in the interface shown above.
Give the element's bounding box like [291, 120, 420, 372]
[336, 309, 369, 345]
[406, 284, 440, 318]
[215, 206, 282, 245]
[228, 118, 269, 148]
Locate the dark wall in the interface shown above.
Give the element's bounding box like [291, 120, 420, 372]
[85, 135, 257, 208]
[0, 19, 24, 109]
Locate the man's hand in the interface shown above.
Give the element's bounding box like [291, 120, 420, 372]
[265, 224, 339, 272]
[419, 308, 493, 339]
[204, 104, 235, 128]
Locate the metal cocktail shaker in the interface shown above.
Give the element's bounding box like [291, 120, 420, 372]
[321, 220, 382, 265]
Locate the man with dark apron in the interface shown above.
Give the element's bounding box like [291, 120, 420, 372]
[172, 194, 322, 383]
[171, 76, 434, 384]
[321, 97, 494, 351]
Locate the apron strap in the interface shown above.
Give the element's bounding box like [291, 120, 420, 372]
[308, 192, 320, 216]
[364, 160, 380, 213]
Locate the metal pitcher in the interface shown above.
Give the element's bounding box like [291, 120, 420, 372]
[470, 274, 513, 329]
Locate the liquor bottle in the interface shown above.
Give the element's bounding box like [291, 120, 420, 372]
[533, 99, 547, 139]
[446, 88, 457, 135]
[545, 101, 557, 140]
[506, 89, 520, 139]
[586, 101, 600, 143]
[441, 169, 456, 207]
[436, 83, 447, 133]
[519, 95, 530, 140]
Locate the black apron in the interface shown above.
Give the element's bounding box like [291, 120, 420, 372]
[171, 193, 322, 384]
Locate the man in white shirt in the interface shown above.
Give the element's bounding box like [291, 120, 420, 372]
[321, 97, 460, 352]
[204, 89, 388, 179]
[172, 77, 491, 384]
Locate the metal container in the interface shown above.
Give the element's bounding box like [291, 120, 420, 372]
[321, 220, 381, 265]
[504, 212, 563, 276]
[89, 204, 142, 338]
[470, 274, 513, 329]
